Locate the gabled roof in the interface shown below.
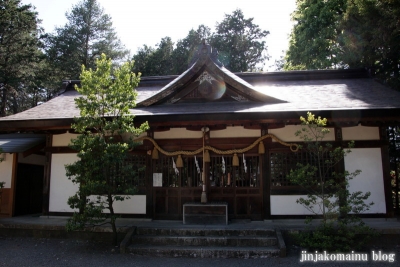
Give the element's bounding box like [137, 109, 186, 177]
[137, 43, 285, 107]
[0, 45, 400, 131]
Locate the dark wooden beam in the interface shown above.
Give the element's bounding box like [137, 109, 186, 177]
[45, 147, 77, 153]
[42, 134, 52, 215]
[22, 142, 45, 158]
[0, 119, 74, 132]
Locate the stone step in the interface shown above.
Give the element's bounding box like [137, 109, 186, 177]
[120, 226, 286, 257]
[126, 244, 281, 258]
[133, 235, 278, 247]
[135, 227, 277, 237]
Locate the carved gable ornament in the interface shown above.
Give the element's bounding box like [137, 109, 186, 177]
[137, 43, 284, 107]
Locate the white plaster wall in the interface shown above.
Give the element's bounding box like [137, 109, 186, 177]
[49, 153, 146, 214]
[344, 148, 386, 214]
[88, 195, 146, 214]
[342, 125, 380, 141]
[210, 126, 260, 138]
[269, 125, 335, 142]
[154, 126, 260, 139]
[49, 154, 79, 212]
[0, 153, 13, 188]
[18, 154, 45, 165]
[52, 133, 79, 147]
[53, 132, 148, 147]
[122, 132, 147, 142]
[271, 195, 316, 215]
[155, 128, 203, 139]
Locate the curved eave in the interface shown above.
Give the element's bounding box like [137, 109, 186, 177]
[137, 55, 286, 107]
[137, 57, 206, 107]
[208, 62, 286, 103]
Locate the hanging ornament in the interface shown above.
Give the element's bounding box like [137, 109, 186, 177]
[195, 156, 200, 174]
[222, 156, 226, 174]
[243, 153, 247, 173]
[232, 153, 239, 166]
[172, 157, 179, 175]
[176, 154, 183, 168]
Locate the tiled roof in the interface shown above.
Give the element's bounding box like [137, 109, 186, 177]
[0, 71, 399, 122]
[0, 90, 81, 121]
[132, 77, 400, 116]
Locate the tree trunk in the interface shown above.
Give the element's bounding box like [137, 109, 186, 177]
[108, 193, 118, 246]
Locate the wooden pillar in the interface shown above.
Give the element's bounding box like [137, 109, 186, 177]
[204, 130, 210, 196]
[9, 153, 18, 217]
[261, 125, 270, 219]
[147, 130, 154, 219]
[42, 134, 52, 215]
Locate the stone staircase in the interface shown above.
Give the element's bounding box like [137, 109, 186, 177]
[121, 226, 285, 258]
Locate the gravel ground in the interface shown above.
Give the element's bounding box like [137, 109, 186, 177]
[0, 236, 399, 267]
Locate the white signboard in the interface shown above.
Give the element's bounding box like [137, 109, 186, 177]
[153, 173, 163, 187]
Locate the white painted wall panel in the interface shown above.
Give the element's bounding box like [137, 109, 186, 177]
[88, 195, 146, 214]
[49, 154, 79, 212]
[269, 125, 335, 142]
[210, 126, 260, 138]
[342, 126, 380, 141]
[52, 133, 79, 147]
[271, 148, 386, 215]
[155, 128, 202, 139]
[154, 126, 260, 139]
[0, 153, 13, 188]
[271, 195, 315, 215]
[344, 148, 386, 214]
[49, 154, 146, 214]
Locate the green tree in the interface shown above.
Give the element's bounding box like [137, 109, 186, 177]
[131, 9, 270, 74]
[341, 0, 400, 90]
[284, 0, 346, 70]
[172, 25, 211, 74]
[288, 112, 375, 251]
[0, 0, 42, 116]
[211, 9, 269, 72]
[284, 0, 400, 91]
[45, 0, 128, 80]
[388, 126, 400, 214]
[132, 37, 174, 76]
[131, 45, 155, 76]
[65, 54, 149, 245]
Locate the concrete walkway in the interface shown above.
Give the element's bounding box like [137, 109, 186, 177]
[0, 215, 399, 234]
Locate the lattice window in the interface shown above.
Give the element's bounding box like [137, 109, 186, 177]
[101, 154, 147, 194]
[153, 156, 181, 187]
[153, 155, 260, 188]
[124, 154, 147, 187]
[181, 157, 203, 187]
[209, 155, 260, 188]
[270, 149, 333, 187]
